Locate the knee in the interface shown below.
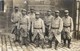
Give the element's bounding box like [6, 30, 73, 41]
[49, 37, 52, 41]
[67, 37, 71, 40]
[41, 37, 44, 40]
[68, 39, 71, 41]
[55, 40, 58, 43]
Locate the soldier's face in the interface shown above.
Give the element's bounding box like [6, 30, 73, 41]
[55, 12, 59, 17]
[35, 14, 40, 19]
[65, 12, 69, 16]
[22, 11, 26, 15]
[31, 10, 34, 13]
[15, 8, 18, 12]
[47, 12, 51, 16]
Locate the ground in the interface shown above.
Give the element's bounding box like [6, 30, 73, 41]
[0, 32, 80, 51]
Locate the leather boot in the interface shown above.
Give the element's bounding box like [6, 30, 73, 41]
[68, 39, 71, 48]
[48, 40, 52, 48]
[63, 39, 66, 47]
[55, 40, 58, 50]
[41, 39, 44, 49]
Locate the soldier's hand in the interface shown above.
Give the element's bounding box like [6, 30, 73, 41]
[43, 32, 45, 35]
[57, 31, 61, 35]
[27, 29, 30, 32]
[70, 30, 73, 32]
[32, 32, 34, 34]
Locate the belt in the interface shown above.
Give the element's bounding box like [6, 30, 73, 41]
[63, 26, 70, 28]
[45, 25, 49, 27]
[13, 22, 18, 24]
[20, 23, 27, 25]
[51, 27, 59, 29]
[34, 28, 42, 29]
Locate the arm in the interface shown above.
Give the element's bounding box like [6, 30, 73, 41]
[70, 18, 74, 32]
[27, 17, 30, 31]
[17, 13, 22, 29]
[31, 22, 34, 33]
[58, 18, 63, 33]
[42, 20, 45, 33]
[11, 13, 14, 23]
[49, 17, 53, 31]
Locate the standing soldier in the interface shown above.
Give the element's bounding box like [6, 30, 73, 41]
[32, 12, 45, 48]
[62, 10, 73, 48]
[20, 9, 30, 45]
[11, 6, 22, 42]
[44, 10, 53, 37]
[49, 10, 63, 50]
[28, 8, 35, 22]
[28, 8, 35, 42]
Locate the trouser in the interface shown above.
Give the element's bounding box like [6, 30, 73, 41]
[45, 25, 49, 36]
[63, 39, 71, 48]
[55, 39, 58, 49]
[32, 33, 44, 48]
[22, 37, 27, 45]
[29, 23, 32, 42]
[12, 26, 20, 41]
[63, 32, 71, 48]
[41, 39, 44, 48]
[29, 30, 32, 42]
[12, 26, 17, 34]
[49, 36, 58, 49]
[37, 39, 44, 48]
[15, 29, 20, 42]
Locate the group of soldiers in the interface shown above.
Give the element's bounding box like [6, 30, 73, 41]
[11, 6, 73, 50]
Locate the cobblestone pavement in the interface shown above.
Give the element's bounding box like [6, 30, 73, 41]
[0, 33, 80, 51]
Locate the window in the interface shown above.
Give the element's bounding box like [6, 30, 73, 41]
[0, 0, 4, 11]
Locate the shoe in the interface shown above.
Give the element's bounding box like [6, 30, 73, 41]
[22, 43, 26, 45]
[48, 45, 52, 48]
[36, 45, 39, 47]
[18, 40, 21, 43]
[48, 41, 52, 48]
[42, 45, 44, 49]
[14, 40, 18, 42]
[63, 44, 66, 47]
[54, 47, 57, 50]
[68, 46, 70, 49]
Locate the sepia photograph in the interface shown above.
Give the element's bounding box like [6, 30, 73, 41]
[0, 0, 79, 51]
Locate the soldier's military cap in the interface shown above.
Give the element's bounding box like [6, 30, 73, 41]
[30, 8, 34, 10]
[55, 10, 59, 13]
[22, 9, 26, 12]
[64, 10, 69, 13]
[28, 11, 30, 13]
[35, 12, 40, 15]
[14, 6, 19, 9]
[47, 10, 51, 12]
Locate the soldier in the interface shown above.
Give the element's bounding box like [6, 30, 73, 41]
[62, 10, 73, 48]
[49, 10, 63, 50]
[11, 6, 22, 42]
[28, 8, 35, 22]
[28, 8, 35, 42]
[20, 9, 30, 45]
[44, 10, 53, 37]
[32, 12, 45, 48]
